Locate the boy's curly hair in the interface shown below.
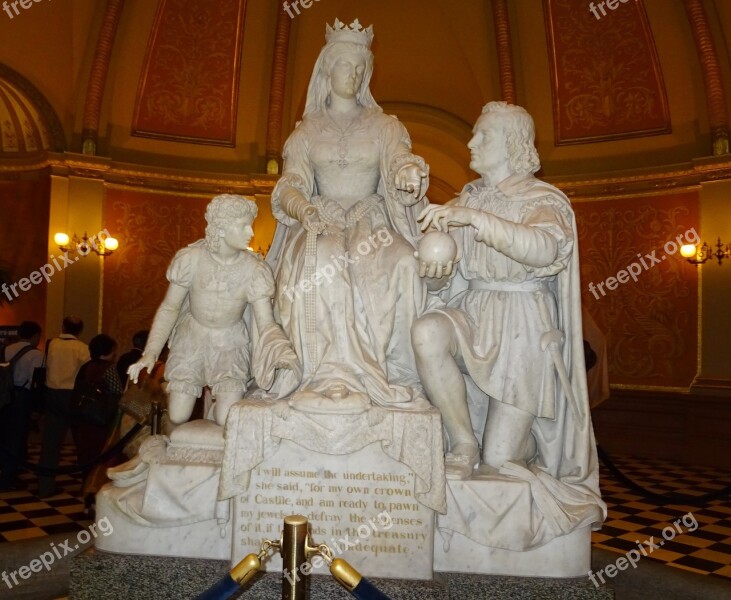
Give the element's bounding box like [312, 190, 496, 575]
[205, 194, 257, 252]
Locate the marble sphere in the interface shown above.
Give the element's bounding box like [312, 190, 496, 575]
[418, 231, 458, 264]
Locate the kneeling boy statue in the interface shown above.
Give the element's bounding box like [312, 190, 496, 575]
[129, 193, 300, 426]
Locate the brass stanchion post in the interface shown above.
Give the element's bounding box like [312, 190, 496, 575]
[281, 514, 309, 600]
[150, 400, 161, 435]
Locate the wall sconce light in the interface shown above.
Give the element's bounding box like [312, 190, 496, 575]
[54, 232, 119, 257]
[680, 237, 729, 266]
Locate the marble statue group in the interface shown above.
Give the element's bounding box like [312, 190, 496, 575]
[101, 18, 606, 579]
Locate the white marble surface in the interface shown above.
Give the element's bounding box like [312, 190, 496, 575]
[437, 470, 604, 552]
[220, 399, 446, 515]
[95, 488, 232, 560]
[233, 439, 435, 580]
[434, 474, 597, 577]
[435, 525, 591, 577]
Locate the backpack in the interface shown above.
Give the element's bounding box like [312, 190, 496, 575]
[0, 345, 36, 410]
[70, 361, 118, 426]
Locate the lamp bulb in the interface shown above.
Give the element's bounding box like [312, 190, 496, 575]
[679, 244, 697, 258]
[54, 232, 70, 246]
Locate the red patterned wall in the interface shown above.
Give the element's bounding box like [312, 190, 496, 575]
[544, 0, 671, 144]
[132, 0, 247, 146]
[102, 188, 208, 350]
[0, 176, 50, 335]
[574, 191, 699, 388]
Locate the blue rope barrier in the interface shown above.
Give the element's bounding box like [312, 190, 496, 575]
[349, 576, 393, 600]
[194, 552, 263, 599]
[329, 558, 393, 600]
[193, 546, 394, 599]
[194, 573, 241, 600]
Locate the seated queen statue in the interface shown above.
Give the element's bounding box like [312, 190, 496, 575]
[265, 18, 435, 412]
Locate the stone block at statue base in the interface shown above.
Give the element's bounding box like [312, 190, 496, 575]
[221, 399, 446, 580]
[435, 526, 590, 577]
[95, 485, 232, 560]
[94, 421, 232, 560]
[233, 438, 435, 580]
[435, 475, 595, 577]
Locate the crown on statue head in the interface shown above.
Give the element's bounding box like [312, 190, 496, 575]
[325, 18, 374, 48]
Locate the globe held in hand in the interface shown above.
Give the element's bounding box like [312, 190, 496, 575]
[418, 231, 458, 264]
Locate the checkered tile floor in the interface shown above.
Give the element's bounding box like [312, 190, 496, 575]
[0, 444, 90, 543]
[1, 445, 730, 582]
[593, 453, 731, 580]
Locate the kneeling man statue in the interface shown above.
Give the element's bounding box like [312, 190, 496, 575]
[413, 103, 604, 536]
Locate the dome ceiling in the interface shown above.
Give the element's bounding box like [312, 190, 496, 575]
[0, 77, 52, 157]
[0, 0, 728, 176]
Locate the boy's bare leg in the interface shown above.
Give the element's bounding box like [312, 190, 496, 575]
[214, 391, 243, 426]
[167, 391, 198, 425]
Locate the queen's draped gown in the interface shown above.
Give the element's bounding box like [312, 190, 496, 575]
[267, 108, 434, 408]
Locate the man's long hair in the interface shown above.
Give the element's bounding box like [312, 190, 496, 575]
[480, 102, 541, 175]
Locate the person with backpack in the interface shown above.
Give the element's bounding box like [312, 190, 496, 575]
[0, 321, 43, 490]
[71, 333, 124, 478]
[38, 316, 90, 498]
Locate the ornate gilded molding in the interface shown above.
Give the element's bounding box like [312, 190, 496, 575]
[683, 0, 730, 155]
[265, 1, 292, 174]
[0, 63, 66, 152]
[548, 156, 731, 199]
[2, 151, 729, 199]
[692, 377, 731, 391]
[491, 0, 517, 104]
[82, 0, 125, 155]
[0, 152, 277, 195]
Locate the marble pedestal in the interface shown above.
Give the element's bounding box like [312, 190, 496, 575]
[435, 474, 596, 577]
[95, 490, 232, 560]
[435, 526, 590, 577]
[220, 399, 447, 580]
[233, 439, 435, 579]
[95, 399, 598, 580]
[95, 421, 232, 560]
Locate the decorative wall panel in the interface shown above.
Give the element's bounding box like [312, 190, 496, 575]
[574, 191, 699, 388]
[0, 176, 50, 334]
[544, 0, 671, 144]
[102, 188, 208, 349]
[132, 0, 247, 146]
